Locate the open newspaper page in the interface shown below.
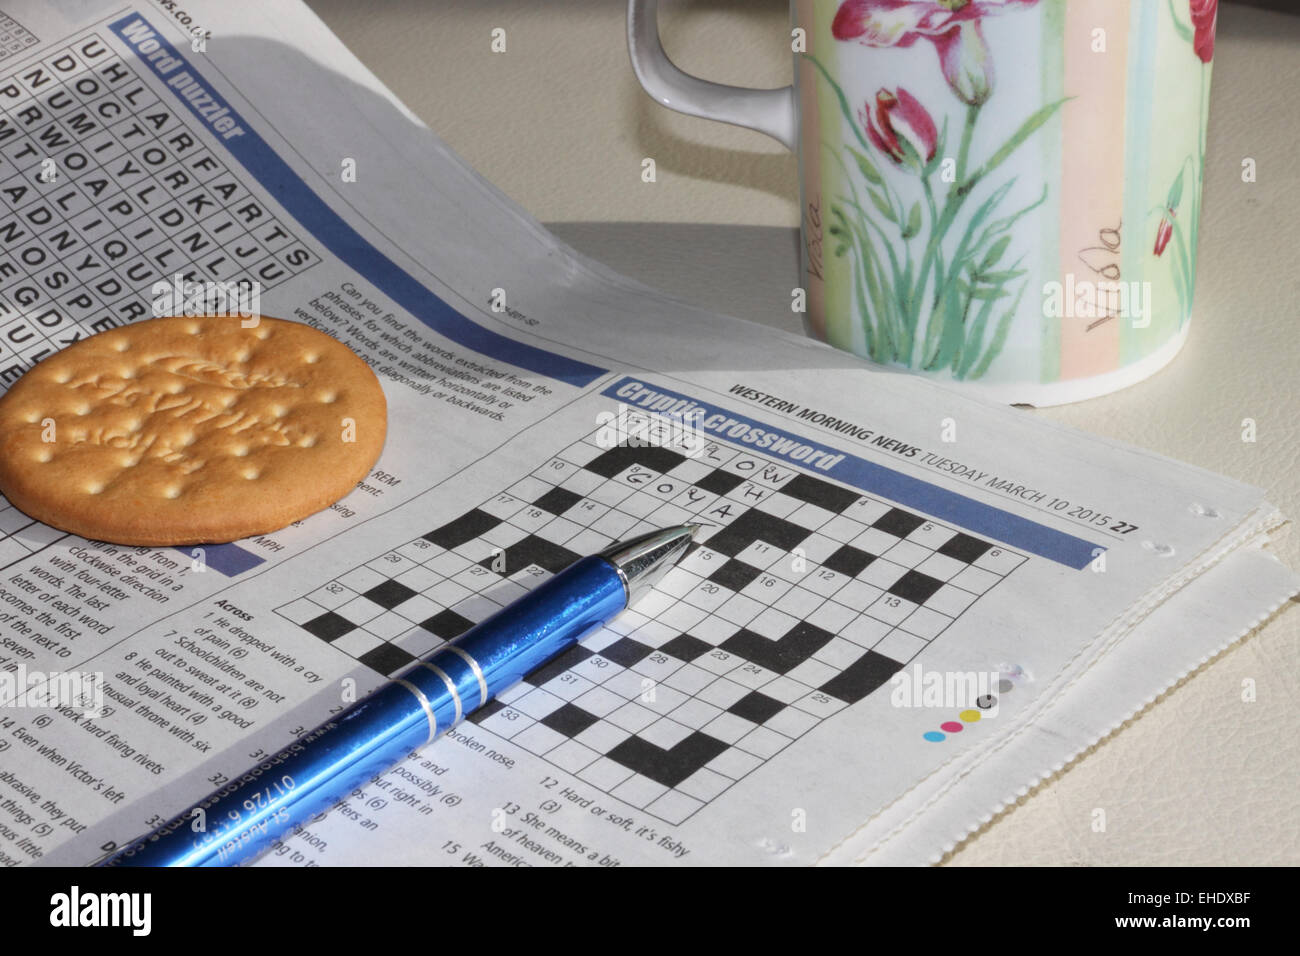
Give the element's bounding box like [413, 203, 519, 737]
[0, 0, 1290, 867]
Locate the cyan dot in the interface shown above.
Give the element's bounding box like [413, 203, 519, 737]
[923, 730, 946, 743]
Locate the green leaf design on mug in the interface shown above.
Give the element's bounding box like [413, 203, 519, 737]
[805, 45, 1067, 380]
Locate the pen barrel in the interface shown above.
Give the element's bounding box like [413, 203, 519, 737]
[102, 555, 626, 867]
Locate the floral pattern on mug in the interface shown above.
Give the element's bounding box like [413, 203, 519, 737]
[831, 0, 1038, 105]
[1151, 0, 1216, 326]
[809, 0, 1061, 379]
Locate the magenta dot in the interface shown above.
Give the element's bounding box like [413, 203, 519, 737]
[940, 721, 963, 733]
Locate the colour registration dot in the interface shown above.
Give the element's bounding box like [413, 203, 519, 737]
[923, 731, 946, 742]
[940, 721, 963, 733]
[959, 709, 982, 722]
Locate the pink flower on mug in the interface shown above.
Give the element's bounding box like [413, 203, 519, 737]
[1154, 169, 1185, 257]
[1189, 0, 1217, 63]
[862, 88, 938, 169]
[1153, 213, 1174, 257]
[831, 0, 1040, 106]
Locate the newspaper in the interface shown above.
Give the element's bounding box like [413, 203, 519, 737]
[0, 0, 1290, 867]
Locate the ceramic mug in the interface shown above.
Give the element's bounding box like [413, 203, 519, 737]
[628, 0, 1218, 405]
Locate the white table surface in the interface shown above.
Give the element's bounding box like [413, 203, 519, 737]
[305, 0, 1300, 865]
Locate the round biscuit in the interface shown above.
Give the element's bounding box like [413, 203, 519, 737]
[0, 314, 388, 546]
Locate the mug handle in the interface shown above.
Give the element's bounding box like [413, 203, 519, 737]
[627, 0, 797, 150]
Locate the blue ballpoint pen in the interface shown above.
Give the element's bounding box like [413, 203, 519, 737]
[99, 524, 697, 867]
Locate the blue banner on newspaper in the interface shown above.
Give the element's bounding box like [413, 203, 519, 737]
[602, 377, 1101, 569]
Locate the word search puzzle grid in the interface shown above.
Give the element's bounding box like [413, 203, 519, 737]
[0, 32, 319, 385]
[277, 414, 1025, 825]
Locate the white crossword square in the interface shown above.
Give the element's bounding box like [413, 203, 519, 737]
[915, 552, 967, 582]
[662, 663, 716, 696]
[668, 697, 724, 730]
[677, 767, 731, 802]
[951, 564, 1001, 594]
[337, 565, 388, 594]
[645, 790, 703, 825]
[513, 722, 566, 756]
[395, 564, 441, 592]
[882, 538, 932, 568]
[900, 606, 952, 640]
[578, 757, 635, 791]
[547, 739, 600, 775]
[841, 614, 892, 648]
[705, 746, 763, 780]
[975, 547, 1024, 574]
[873, 629, 927, 664]
[278, 598, 322, 625]
[611, 774, 669, 809]
[925, 583, 978, 616]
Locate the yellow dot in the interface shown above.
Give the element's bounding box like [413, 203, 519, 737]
[35, 448, 53, 463]
[85, 483, 104, 495]
[163, 486, 181, 499]
[959, 710, 981, 723]
[242, 468, 260, 480]
[302, 353, 319, 364]
[114, 340, 130, 352]
[318, 391, 337, 404]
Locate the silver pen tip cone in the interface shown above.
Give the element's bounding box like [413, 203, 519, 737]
[600, 524, 696, 605]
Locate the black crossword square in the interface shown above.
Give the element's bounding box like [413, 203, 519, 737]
[823, 544, 874, 579]
[600, 637, 653, 668]
[661, 634, 711, 662]
[819, 650, 902, 704]
[468, 698, 507, 724]
[693, 469, 745, 496]
[889, 570, 944, 605]
[499, 536, 580, 575]
[358, 643, 416, 675]
[709, 558, 763, 591]
[363, 578, 418, 610]
[937, 532, 993, 563]
[584, 444, 687, 479]
[721, 623, 833, 674]
[780, 474, 860, 513]
[302, 611, 354, 642]
[728, 690, 784, 725]
[424, 508, 500, 550]
[534, 486, 583, 516]
[873, 508, 925, 538]
[706, 509, 809, 557]
[608, 731, 729, 789]
[540, 702, 602, 738]
[420, 608, 475, 640]
[526, 643, 593, 686]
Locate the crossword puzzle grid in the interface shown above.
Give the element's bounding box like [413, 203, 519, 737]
[0, 33, 319, 385]
[0, 14, 37, 63]
[276, 416, 1025, 824]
